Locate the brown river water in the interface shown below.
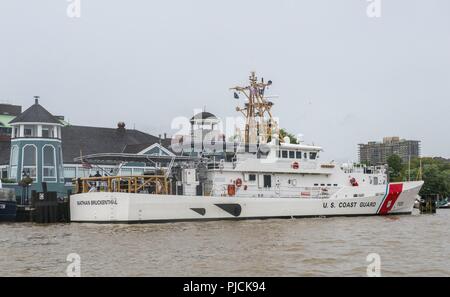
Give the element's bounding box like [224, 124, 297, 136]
[1, 209, 449, 277]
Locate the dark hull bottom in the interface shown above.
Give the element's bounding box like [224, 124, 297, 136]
[71, 212, 413, 224]
[0, 216, 16, 222]
[0, 201, 17, 222]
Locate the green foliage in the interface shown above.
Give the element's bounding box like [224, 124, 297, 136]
[279, 128, 299, 144]
[0, 178, 15, 184]
[399, 156, 450, 197]
[19, 176, 33, 187]
[387, 154, 403, 181]
[420, 165, 449, 197]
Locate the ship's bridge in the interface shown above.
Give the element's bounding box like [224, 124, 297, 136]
[276, 143, 322, 161]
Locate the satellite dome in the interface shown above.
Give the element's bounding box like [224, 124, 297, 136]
[190, 112, 219, 124]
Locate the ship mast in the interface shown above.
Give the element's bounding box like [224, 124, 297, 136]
[230, 72, 277, 148]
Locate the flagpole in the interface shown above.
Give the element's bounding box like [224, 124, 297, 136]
[408, 154, 411, 182]
[80, 149, 85, 177]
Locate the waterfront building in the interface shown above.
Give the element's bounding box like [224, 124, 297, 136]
[358, 136, 421, 165]
[8, 97, 65, 194]
[0, 103, 21, 139]
[0, 98, 173, 197]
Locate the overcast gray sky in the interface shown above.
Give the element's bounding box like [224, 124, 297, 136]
[1, 0, 449, 161]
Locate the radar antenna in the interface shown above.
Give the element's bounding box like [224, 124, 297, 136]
[230, 72, 278, 147]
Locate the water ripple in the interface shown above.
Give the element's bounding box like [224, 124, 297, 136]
[1, 209, 450, 276]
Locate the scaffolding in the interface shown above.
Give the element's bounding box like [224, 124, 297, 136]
[73, 175, 169, 195]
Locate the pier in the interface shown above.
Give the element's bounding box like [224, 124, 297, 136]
[15, 190, 70, 223]
[418, 195, 438, 214]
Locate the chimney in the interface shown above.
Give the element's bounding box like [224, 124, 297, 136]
[117, 122, 126, 132]
[34, 96, 40, 105]
[164, 133, 167, 139]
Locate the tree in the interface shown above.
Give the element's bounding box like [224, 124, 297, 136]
[387, 154, 403, 181]
[419, 164, 449, 197]
[400, 156, 450, 198]
[279, 128, 299, 144]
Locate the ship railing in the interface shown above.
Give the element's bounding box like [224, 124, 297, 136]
[298, 186, 344, 199]
[165, 157, 176, 178]
[207, 163, 221, 170]
[72, 175, 169, 195]
[341, 164, 386, 175]
[206, 158, 235, 170]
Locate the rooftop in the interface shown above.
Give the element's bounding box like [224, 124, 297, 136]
[359, 137, 421, 146]
[0, 103, 22, 116]
[0, 114, 15, 128]
[9, 98, 61, 125]
[0, 99, 173, 166]
[61, 125, 167, 163]
[190, 111, 218, 124]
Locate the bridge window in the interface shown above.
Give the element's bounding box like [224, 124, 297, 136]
[281, 150, 288, 158]
[310, 152, 317, 160]
[289, 151, 295, 159]
[296, 151, 302, 159]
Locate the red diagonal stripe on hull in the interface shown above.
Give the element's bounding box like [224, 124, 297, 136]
[378, 183, 403, 215]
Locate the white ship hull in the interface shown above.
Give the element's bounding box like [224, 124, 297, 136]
[70, 181, 423, 223]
